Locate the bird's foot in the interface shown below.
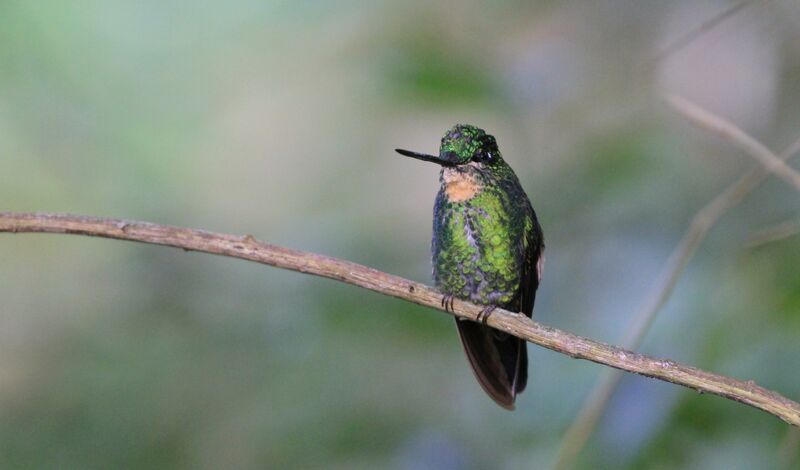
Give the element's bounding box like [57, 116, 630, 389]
[441, 294, 455, 313]
[476, 305, 497, 325]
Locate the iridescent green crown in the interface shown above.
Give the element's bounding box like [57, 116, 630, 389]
[440, 124, 496, 164]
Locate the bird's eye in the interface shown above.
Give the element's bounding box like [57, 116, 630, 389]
[474, 135, 498, 163]
[471, 150, 487, 163]
[474, 149, 493, 163]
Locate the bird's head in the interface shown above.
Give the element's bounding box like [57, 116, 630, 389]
[396, 124, 503, 168]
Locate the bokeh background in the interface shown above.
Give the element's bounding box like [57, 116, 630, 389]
[1, 1, 800, 468]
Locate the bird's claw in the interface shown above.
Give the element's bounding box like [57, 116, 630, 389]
[441, 294, 455, 313]
[476, 305, 497, 325]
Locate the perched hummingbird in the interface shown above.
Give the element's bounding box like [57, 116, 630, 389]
[396, 124, 544, 409]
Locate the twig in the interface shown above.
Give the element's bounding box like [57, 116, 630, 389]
[651, 0, 761, 66]
[747, 219, 800, 248]
[1, 212, 799, 427]
[666, 94, 800, 191]
[553, 134, 800, 469]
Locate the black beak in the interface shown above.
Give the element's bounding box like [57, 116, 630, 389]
[395, 149, 455, 167]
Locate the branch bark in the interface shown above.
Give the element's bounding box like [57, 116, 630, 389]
[1, 212, 799, 426]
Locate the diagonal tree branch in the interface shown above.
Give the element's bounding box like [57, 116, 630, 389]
[651, 0, 761, 66]
[556, 90, 800, 470]
[663, 84, 800, 470]
[747, 218, 800, 248]
[666, 94, 800, 191]
[1, 211, 799, 427]
[554, 136, 800, 470]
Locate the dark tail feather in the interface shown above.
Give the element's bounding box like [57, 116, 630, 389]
[455, 319, 528, 409]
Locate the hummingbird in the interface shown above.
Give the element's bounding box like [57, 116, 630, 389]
[396, 124, 544, 409]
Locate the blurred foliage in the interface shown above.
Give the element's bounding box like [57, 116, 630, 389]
[1, 0, 800, 469]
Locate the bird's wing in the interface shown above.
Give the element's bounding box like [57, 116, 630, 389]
[520, 212, 544, 318]
[507, 210, 544, 395]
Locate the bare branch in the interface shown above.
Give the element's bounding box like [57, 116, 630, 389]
[652, 0, 760, 65]
[665, 94, 800, 191]
[1, 212, 799, 428]
[748, 218, 800, 248]
[554, 136, 800, 469]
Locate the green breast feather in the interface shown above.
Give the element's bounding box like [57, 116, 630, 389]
[432, 168, 530, 309]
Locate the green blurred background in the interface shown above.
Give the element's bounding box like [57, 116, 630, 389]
[1, 1, 799, 468]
